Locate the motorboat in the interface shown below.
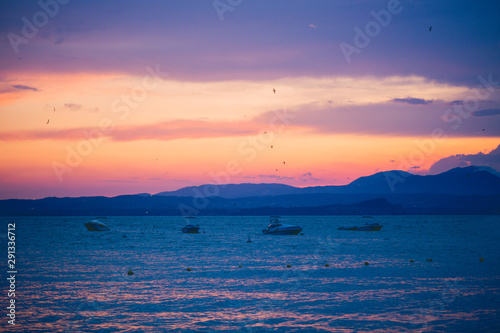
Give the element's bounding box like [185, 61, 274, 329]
[338, 216, 383, 231]
[262, 216, 303, 235]
[84, 217, 110, 231]
[356, 222, 383, 231]
[182, 217, 200, 233]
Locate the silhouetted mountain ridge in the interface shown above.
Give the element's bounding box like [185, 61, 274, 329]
[1, 166, 499, 215]
[155, 166, 500, 198]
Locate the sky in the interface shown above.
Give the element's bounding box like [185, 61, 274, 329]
[0, 0, 499, 199]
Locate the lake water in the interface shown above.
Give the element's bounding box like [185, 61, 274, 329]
[1, 215, 499, 332]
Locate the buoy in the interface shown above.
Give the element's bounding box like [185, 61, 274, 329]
[364, 262, 369, 265]
[426, 258, 432, 262]
[410, 259, 414, 263]
[238, 265, 243, 268]
[186, 268, 192, 271]
[479, 257, 484, 262]
[127, 269, 134, 275]
[286, 264, 291, 268]
[325, 264, 329, 267]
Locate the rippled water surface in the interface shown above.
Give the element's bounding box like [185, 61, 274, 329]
[1, 215, 500, 332]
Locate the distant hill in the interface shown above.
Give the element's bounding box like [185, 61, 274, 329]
[1, 166, 499, 216]
[155, 183, 301, 198]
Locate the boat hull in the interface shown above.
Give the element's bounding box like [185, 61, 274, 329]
[356, 225, 382, 231]
[182, 226, 200, 233]
[262, 226, 303, 235]
[84, 222, 110, 231]
[338, 223, 382, 231]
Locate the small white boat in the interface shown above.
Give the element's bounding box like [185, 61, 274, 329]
[182, 217, 200, 233]
[338, 216, 383, 231]
[262, 216, 303, 235]
[84, 217, 110, 231]
[356, 222, 383, 231]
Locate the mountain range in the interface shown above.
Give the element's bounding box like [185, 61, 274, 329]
[155, 166, 500, 198]
[1, 166, 499, 216]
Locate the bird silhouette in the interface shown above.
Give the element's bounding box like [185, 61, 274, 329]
[283, 161, 285, 165]
[273, 88, 276, 94]
[271, 145, 273, 149]
[429, 26, 432, 32]
[53, 107, 56, 112]
[46, 119, 50, 124]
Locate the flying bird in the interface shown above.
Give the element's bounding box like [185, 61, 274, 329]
[271, 145, 273, 149]
[283, 161, 286, 165]
[429, 26, 432, 31]
[46, 119, 50, 124]
[53, 107, 56, 112]
[273, 88, 276, 94]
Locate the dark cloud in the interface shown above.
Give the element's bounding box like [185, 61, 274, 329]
[428, 145, 500, 175]
[12, 84, 38, 91]
[390, 97, 433, 105]
[472, 109, 500, 117]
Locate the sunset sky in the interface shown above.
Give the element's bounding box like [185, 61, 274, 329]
[1, 0, 499, 199]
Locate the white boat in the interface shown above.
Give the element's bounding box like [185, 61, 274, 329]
[262, 216, 303, 235]
[356, 222, 383, 231]
[338, 216, 383, 231]
[182, 217, 200, 233]
[84, 217, 110, 231]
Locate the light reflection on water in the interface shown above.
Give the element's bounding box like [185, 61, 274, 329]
[1, 215, 499, 332]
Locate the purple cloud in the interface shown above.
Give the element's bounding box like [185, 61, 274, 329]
[64, 103, 82, 111]
[428, 145, 500, 175]
[288, 103, 500, 137]
[390, 97, 433, 105]
[472, 109, 500, 117]
[12, 84, 38, 91]
[258, 175, 295, 181]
